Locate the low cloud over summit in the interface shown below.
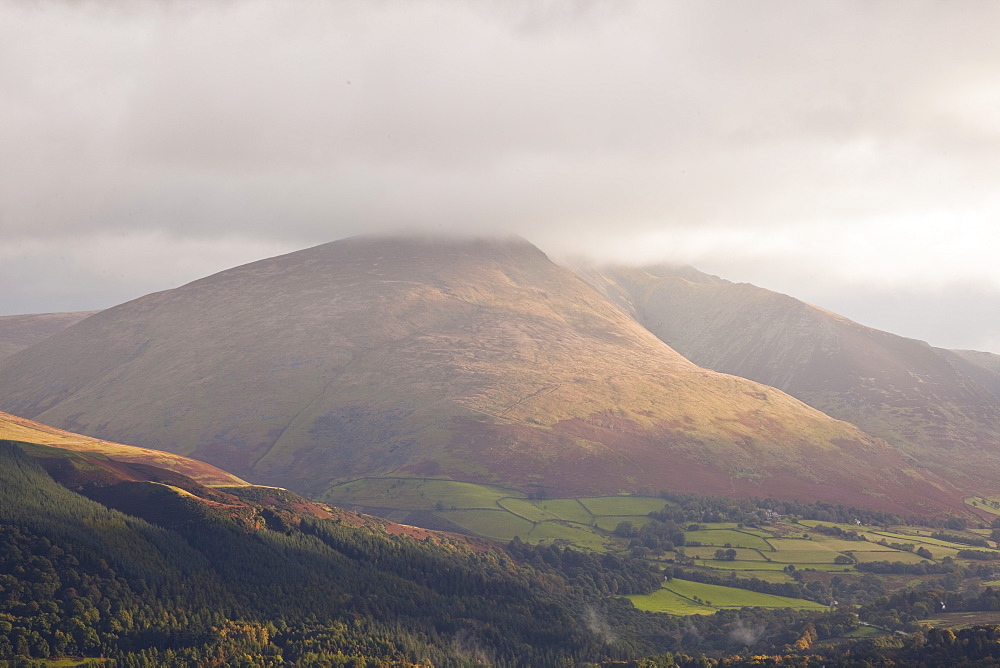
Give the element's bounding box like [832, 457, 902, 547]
[3, 1, 1000, 350]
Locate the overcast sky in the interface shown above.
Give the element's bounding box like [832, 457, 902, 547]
[3, 1, 1000, 352]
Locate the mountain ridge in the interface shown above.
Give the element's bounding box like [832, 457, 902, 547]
[0, 410, 246, 486]
[0, 310, 99, 361]
[580, 263, 1000, 493]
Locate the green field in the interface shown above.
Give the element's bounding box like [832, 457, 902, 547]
[844, 626, 886, 638]
[732, 570, 798, 584]
[441, 509, 535, 541]
[627, 585, 716, 615]
[579, 496, 670, 516]
[322, 477, 981, 561]
[965, 497, 1000, 516]
[498, 497, 562, 522]
[768, 552, 842, 565]
[527, 521, 610, 550]
[768, 538, 837, 552]
[697, 522, 743, 530]
[692, 559, 789, 571]
[593, 515, 655, 531]
[531, 498, 595, 524]
[774, 548, 840, 565]
[498, 497, 598, 525]
[629, 579, 827, 614]
[686, 529, 773, 551]
[693, 559, 852, 573]
[869, 530, 968, 549]
[812, 538, 897, 553]
[850, 550, 930, 564]
[779, 523, 995, 565]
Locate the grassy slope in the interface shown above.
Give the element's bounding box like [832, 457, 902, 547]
[0, 438, 337, 538]
[0, 411, 246, 486]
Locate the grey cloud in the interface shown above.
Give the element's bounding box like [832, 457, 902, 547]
[6, 2, 999, 234]
[813, 283, 1000, 355]
[2, 1, 999, 352]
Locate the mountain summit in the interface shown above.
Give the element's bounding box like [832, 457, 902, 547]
[0, 236, 960, 512]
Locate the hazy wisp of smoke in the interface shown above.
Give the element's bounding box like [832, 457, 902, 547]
[583, 605, 616, 644]
[728, 621, 765, 647]
[449, 628, 495, 665]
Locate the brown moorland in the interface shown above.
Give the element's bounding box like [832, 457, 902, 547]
[582, 264, 1000, 495]
[0, 310, 98, 362]
[0, 236, 966, 513]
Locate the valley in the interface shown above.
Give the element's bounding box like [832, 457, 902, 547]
[9, 408, 1000, 666]
[11, 0, 1000, 661]
[4, 237, 1000, 665]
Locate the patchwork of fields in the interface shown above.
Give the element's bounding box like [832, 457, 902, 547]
[326, 477, 999, 567]
[323, 477, 667, 549]
[325, 476, 1000, 614]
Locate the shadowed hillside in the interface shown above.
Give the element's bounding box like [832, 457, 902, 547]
[0, 236, 962, 513]
[582, 264, 1000, 494]
[943, 348, 1000, 399]
[0, 310, 98, 361]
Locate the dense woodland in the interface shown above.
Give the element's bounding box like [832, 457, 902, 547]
[653, 492, 928, 529]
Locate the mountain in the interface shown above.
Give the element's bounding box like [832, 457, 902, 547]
[581, 264, 1000, 492]
[0, 236, 961, 513]
[0, 310, 98, 361]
